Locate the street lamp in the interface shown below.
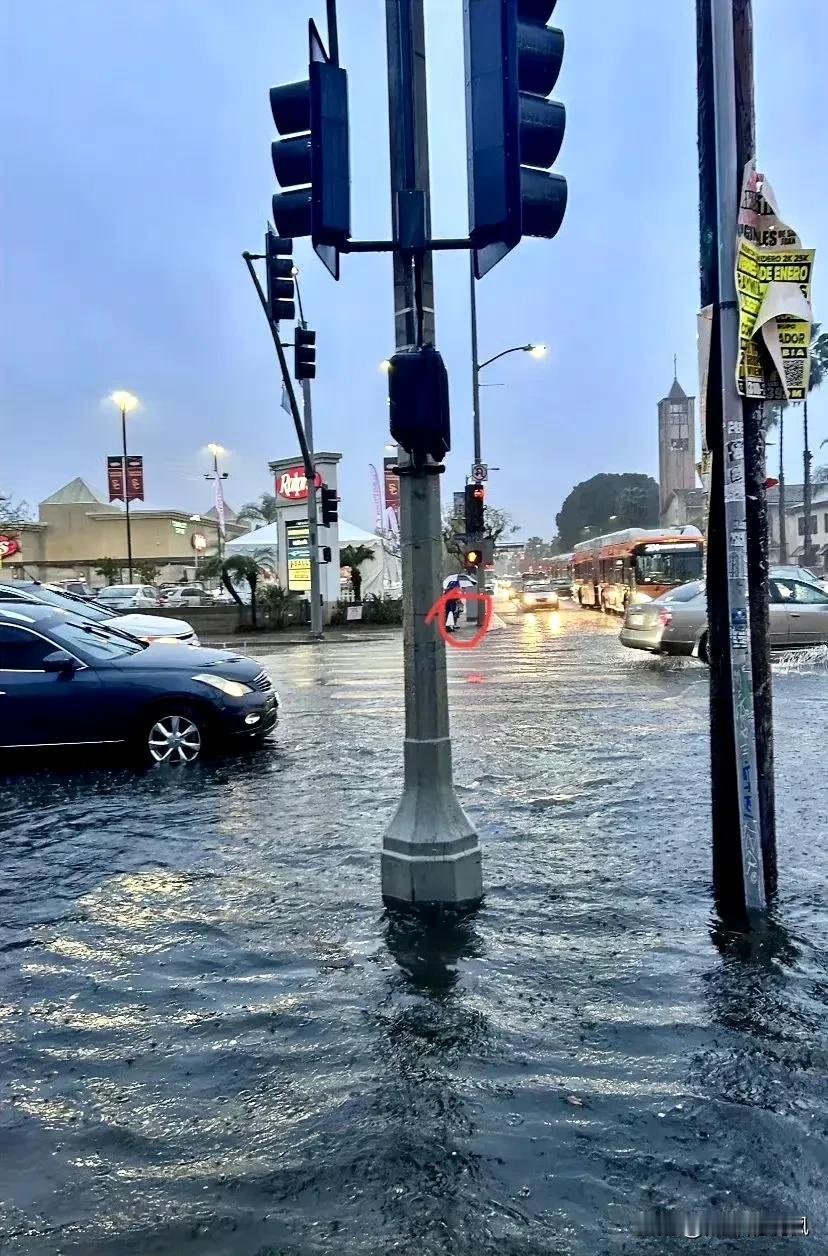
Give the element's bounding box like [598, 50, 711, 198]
[379, 358, 392, 373]
[469, 257, 545, 472]
[108, 390, 140, 582]
[204, 443, 229, 564]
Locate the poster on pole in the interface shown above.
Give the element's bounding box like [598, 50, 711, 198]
[286, 519, 311, 591]
[735, 162, 815, 402]
[107, 456, 125, 502]
[383, 455, 400, 535]
[125, 455, 144, 502]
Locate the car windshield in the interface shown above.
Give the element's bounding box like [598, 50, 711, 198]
[634, 545, 704, 587]
[48, 617, 145, 660]
[34, 584, 113, 622]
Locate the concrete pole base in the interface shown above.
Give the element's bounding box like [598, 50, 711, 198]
[382, 737, 483, 911]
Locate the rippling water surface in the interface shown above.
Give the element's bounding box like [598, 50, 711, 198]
[1, 608, 827, 1254]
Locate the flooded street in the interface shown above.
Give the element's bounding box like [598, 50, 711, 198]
[2, 606, 828, 1254]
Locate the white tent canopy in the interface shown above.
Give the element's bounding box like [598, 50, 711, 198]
[226, 519, 401, 596]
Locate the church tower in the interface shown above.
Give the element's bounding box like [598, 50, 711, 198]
[658, 368, 697, 522]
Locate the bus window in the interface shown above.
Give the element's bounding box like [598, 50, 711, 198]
[634, 545, 703, 587]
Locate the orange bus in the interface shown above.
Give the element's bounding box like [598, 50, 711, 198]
[572, 527, 704, 612]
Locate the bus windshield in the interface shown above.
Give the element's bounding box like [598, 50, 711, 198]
[634, 545, 703, 588]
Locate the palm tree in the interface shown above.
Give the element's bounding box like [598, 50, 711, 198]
[802, 323, 828, 567]
[201, 554, 267, 626]
[340, 544, 374, 603]
[237, 493, 280, 529]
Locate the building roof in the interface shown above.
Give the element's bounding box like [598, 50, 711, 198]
[227, 519, 386, 551]
[39, 478, 110, 507]
[667, 376, 688, 402]
[205, 503, 238, 522]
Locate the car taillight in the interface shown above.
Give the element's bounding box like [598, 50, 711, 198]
[658, 610, 673, 627]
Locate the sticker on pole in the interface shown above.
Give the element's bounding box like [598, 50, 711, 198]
[426, 591, 494, 649]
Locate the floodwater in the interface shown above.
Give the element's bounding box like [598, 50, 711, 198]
[1, 606, 827, 1254]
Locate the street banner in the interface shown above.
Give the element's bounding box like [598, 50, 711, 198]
[383, 455, 400, 535]
[214, 473, 226, 540]
[285, 519, 311, 591]
[369, 464, 383, 533]
[453, 491, 465, 515]
[736, 162, 815, 402]
[125, 455, 144, 502]
[107, 456, 124, 502]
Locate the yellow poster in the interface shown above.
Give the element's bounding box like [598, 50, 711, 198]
[735, 162, 815, 402]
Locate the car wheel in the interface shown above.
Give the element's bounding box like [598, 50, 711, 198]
[698, 632, 709, 664]
[143, 706, 206, 766]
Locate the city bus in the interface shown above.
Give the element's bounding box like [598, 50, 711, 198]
[572, 527, 704, 612]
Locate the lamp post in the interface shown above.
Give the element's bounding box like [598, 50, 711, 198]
[468, 256, 546, 619]
[108, 390, 139, 582]
[204, 442, 229, 564]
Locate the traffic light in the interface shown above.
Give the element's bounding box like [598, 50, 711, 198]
[269, 22, 350, 278]
[387, 346, 451, 464]
[295, 326, 317, 380]
[464, 544, 482, 573]
[464, 0, 567, 277]
[465, 482, 485, 534]
[320, 486, 339, 527]
[265, 231, 295, 323]
[321, 545, 332, 563]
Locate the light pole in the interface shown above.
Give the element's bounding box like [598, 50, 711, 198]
[204, 442, 229, 565]
[108, 390, 139, 582]
[468, 256, 546, 618]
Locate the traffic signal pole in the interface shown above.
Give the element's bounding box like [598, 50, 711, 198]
[468, 256, 485, 626]
[380, 0, 482, 913]
[301, 369, 324, 640]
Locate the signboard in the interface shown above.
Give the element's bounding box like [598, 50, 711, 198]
[125, 455, 144, 502]
[275, 466, 322, 501]
[0, 535, 21, 560]
[107, 456, 124, 502]
[191, 531, 208, 552]
[383, 455, 400, 534]
[453, 491, 465, 515]
[285, 519, 311, 591]
[172, 520, 187, 536]
[736, 162, 815, 401]
[471, 463, 488, 482]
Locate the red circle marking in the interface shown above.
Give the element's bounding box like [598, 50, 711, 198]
[425, 590, 494, 649]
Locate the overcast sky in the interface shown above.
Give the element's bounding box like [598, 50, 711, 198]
[2, 1, 826, 537]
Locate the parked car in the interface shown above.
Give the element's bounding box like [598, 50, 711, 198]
[0, 581, 199, 646]
[518, 581, 560, 612]
[620, 575, 828, 659]
[97, 584, 162, 611]
[0, 604, 278, 763]
[52, 578, 96, 599]
[162, 586, 217, 608]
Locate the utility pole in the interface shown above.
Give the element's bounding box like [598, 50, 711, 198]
[301, 366, 324, 639]
[380, 0, 482, 912]
[205, 444, 229, 565]
[696, 0, 774, 925]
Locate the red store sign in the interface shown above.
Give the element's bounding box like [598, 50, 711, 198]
[275, 467, 323, 501]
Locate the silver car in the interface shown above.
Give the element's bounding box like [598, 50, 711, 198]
[620, 575, 828, 660]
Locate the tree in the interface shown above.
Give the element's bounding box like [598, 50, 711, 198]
[340, 544, 374, 603]
[555, 474, 659, 549]
[261, 583, 304, 628]
[135, 561, 159, 583]
[95, 558, 123, 585]
[201, 554, 267, 626]
[237, 493, 280, 529]
[441, 504, 519, 562]
[0, 493, 33, 535]
[801, 323, 828, 566]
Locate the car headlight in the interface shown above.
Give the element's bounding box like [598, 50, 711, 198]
[192, 673, 252, 698]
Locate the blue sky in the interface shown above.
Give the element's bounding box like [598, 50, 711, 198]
[2, 1, 827, 537]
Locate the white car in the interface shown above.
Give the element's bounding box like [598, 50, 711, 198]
[96, 584, 161, 611]
[162, 586, 217, 608]
[0, 582, 199, 646]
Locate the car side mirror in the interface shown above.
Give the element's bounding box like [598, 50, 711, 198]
[43, 650, 80, 675]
